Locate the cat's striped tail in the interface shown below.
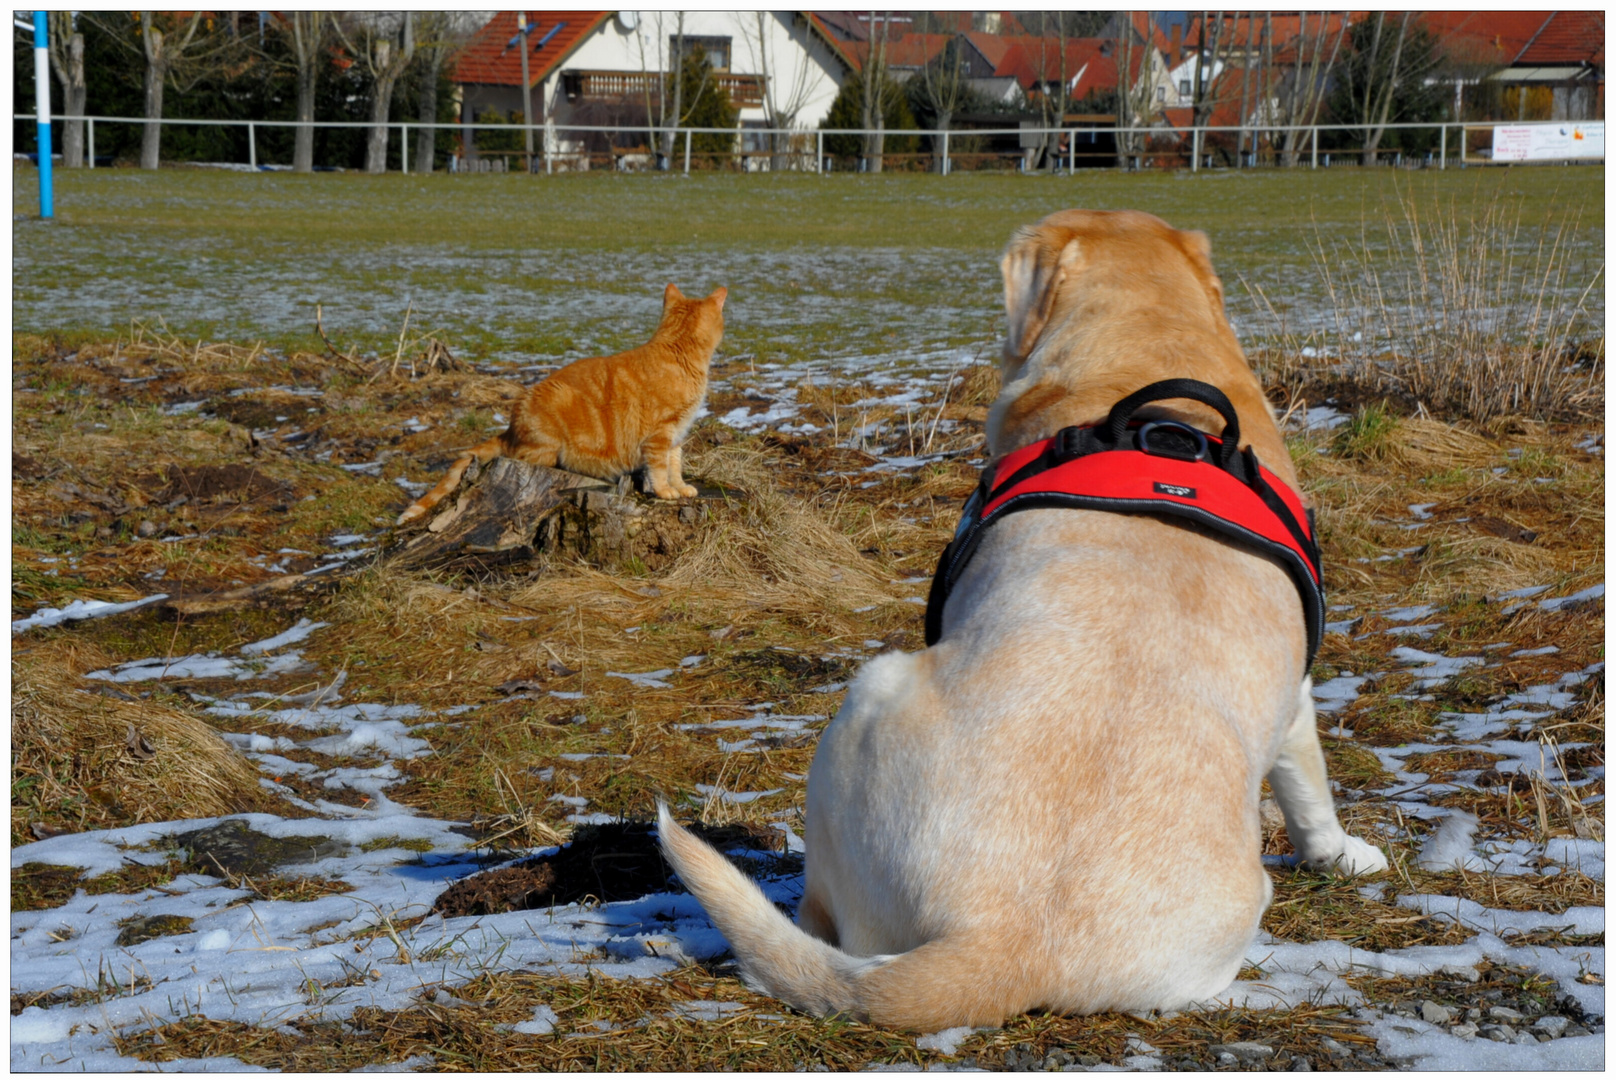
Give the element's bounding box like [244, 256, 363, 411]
[396, 435, 506, 526]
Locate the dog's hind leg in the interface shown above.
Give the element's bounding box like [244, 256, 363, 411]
[396, 435, 506, 526]
[1267, 680, 1388, 874]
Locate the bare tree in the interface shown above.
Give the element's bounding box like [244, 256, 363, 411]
[860, 11, 891, 172]
[1276, 13, 1348, 166]
[46, 12, 86, 168]
[737, 12, 830, 171]
[1026, 12, 1073, 172]
[911, 36, 973, 172]
[660, 13, 687, 167]
[1113, 13, 1159, 167]
[1346, 12, 1410, 166]
[412, 12, 462, 173]
[334, 12, 416, 174]
[263, 13, 333, 173]
[1234, 15, 1255, 165]
[81, 12, 217, 169]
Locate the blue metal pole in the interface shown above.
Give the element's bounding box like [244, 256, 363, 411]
[34, 12, 54, 218]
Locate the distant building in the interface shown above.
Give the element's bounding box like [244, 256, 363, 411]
[451, 11, 848, 166]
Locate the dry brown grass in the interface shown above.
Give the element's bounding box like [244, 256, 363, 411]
[10, 641, 276, 846]
[111, 964, 1374, 1072]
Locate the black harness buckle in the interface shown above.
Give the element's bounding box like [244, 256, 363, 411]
[1135, 419, 1209, 462]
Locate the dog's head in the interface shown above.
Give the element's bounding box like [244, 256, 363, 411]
[989, 210, 1286, 476]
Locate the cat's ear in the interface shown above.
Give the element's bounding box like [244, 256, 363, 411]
[708, 287, 727, 310]
[663, 283, 684, 308]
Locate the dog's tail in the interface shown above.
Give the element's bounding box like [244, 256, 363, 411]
[656, 803, 1016, 1031]
[396, 434, 507, 526]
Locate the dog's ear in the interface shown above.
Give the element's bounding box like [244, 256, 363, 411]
[708, 286, 728, 310]
[663, 283, 685, 308]
[1176, 229, 1226, 314]
[1000, 224, 1082, 363]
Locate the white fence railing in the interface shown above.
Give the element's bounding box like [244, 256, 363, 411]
[13, 114, 1606, 174]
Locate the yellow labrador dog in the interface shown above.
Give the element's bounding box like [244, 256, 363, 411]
[658, 210, 1386, 1032]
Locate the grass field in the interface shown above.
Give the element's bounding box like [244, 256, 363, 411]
[13, 164, 1605, 367]
[9, 162, 1605, 1071]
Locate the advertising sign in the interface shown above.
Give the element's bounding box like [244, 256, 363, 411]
[1492, 122, 1605, 162]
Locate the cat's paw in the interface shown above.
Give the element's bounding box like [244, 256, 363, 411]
[677, 484, 698, 499]
[396, 504, 426, 526]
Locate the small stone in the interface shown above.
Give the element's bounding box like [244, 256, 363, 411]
[1479, 1025, 1515, 1042]
[1451, 1022, 1479, 1041]
[1512, 1030, 1540, 1046]
[1531, 1016, 1570, 1037]
[1319, 1037, 1352, 1057]
[137, 519, 158, 538]
[1439, 964, 1481, 983]
[1420, 1001, 1454, 1025]
[1291, 1056, 1313, 1072]
[1043, 1049, 1073, 1069]
[1211, 1042, 1275, 1063]
[1215, 1052, 1238, 1067]
[1488, 1005, 1525, 1022]
[1562, 1024, 1591, 1038]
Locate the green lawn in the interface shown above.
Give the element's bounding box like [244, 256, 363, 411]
[12, 163, 1604, 366]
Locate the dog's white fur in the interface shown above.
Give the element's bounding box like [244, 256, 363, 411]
[658, 210, 1387, 1032]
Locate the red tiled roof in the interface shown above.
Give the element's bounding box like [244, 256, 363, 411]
[451, 11, 610, 88]
[1419, 11, 1547, 67]
[994, 38, 1114, 93]
[837, 32, 953, 71]
[806, 12, 863, 72]
[1515, 10, 1604, 67]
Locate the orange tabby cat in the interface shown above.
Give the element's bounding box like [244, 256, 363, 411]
[397, 283, 726, 526]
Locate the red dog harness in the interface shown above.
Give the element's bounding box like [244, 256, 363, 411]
[924, 379, 1326, 668]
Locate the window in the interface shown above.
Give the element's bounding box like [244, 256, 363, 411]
[1179, 79, 1191, 97]
[1157, 85, 1166, 101]
[672, 34, 731, 71]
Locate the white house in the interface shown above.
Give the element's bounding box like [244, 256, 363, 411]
[452, 11, 848, 168]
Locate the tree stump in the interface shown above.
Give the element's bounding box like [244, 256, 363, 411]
[386, 457, 737, 574]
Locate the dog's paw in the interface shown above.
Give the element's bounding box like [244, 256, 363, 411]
[1304, 835, 1388, 876]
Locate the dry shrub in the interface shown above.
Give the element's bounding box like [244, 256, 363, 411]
[1382, 416, 1495, 470]
[950, 361, 1002, 407]
[660, 443, 894, 612]
[1417, 534, 1570, 595]
[12, 645, 271, 842]
[1307, 183, 1604, 421]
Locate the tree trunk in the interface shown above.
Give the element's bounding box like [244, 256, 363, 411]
[294, 59, 317, 172]
[660, 17, 685, 166]
[366, 79, 395, 174]
[415, 47, 444, 173]
[290, 13, 322, 173]
[61, 34, 87, 168]
[387, 457, 735, 575]
[141, 29, 166, 171]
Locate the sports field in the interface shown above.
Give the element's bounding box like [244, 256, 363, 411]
[10, 163, 1605, 1071]
[13, 165, 1604, 363]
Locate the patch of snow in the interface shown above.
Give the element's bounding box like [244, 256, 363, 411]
[605, 669, 674, 689]
[239, 618, 329, 656]
[12, 594, 169, 635]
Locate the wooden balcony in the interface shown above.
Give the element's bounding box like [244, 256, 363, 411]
[562, 69, 766, 109]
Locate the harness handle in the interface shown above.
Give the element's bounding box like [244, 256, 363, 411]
[1106, 378, 1242, 471]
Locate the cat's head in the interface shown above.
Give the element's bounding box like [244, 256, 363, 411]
[661, 284, 727, 348]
